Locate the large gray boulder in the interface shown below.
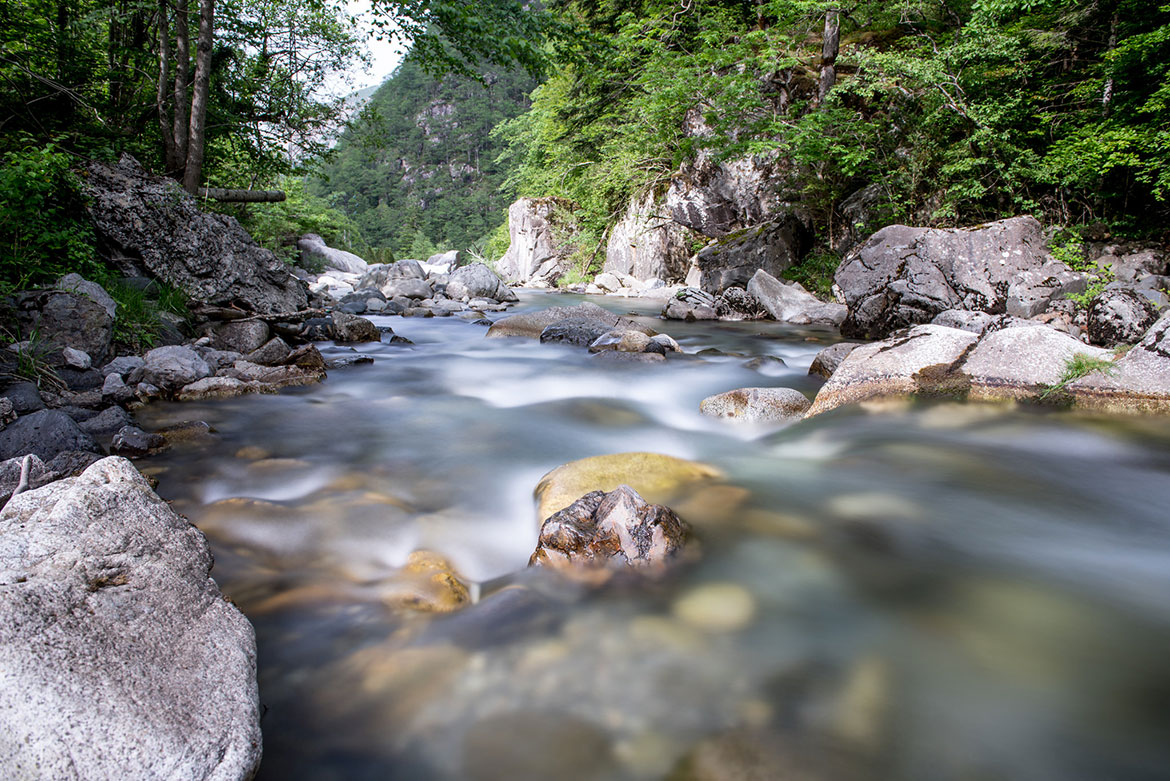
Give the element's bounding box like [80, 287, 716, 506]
[15, 289, 115, 367]
[0, 457, 261, 779]
[445, 264, 517, 302]
[1086, 288, 1158, 347]
[603, 192, 693, 283]
[0, 409, 102, 461]
[835, 217, 1087, 339]
[356, 259, 427, 291]
[693, 216, 811, 294]
[496, 198, 574, 285]
[746, 269, 846, 326]
[1068, 312, 1170, 413]
[298, 233, 369, 275]
[699, 387, 811, 423]
[142, 345, 213, 391]
[56, 273, 118, 319]
[83, 156, 307, 314]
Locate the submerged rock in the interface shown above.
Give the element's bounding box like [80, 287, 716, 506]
[488, 302, 647, 340]
[534, 452, 722, 522]
[699, 387, 811, 423]
[530, 485, 690, 575]
[376, 551, 471, 613]
[0, 457, 261, 778]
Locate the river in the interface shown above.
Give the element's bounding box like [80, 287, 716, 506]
[136, 291, 1170, 780]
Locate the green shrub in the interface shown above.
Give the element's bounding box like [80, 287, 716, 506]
[0, 143, 102, 288]
[783, 249, 840, 300]
[1050, 231, 1115, 310]
[102, 277, 190, 354]
[1038, 353, 1117, 401]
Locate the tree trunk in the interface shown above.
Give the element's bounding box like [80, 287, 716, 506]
[817, 9, 840, 104]
[172, 0, 191, 174]
[156, 0, 178, 170]
[1102, 12, 1119, 116]
[183, 0, 214, 193]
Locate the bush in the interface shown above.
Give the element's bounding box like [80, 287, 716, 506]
[0, 143, 102, 288]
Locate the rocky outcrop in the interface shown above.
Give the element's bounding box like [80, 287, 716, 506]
[603, 192, 694, 283]
[298, 234, 369, 275]
[699, 387, 811, 423]
[496, 198, 576, 285]
[746, 269, 846, 326]
[693, 216, 811, 293]
[0, 457, 261, 779]
[529, 485, 690, 576]
[835, 217, 1087, 339]
[84, 155, 308, 314]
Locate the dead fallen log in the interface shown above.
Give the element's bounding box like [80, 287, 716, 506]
[197, 188, 286, 203]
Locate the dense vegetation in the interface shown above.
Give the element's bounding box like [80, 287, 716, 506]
[498, 0, 1170, 266]
[314, 58, 536, 258]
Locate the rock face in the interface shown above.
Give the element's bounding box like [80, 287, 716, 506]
[496, 198, 575, 285]
[445, 264, 517, 302]
[0, 457, 261, 779]
[694, 216, 811, 294]
[84, 155, 307, 314]
[603, 192, 693, 283]
[529, 485, 689, 575]
[746, 269, 847, 326]
[699, 387, 811, 423]
[835, 216, 1087, 339]
[1086, 288, 1158, 346]
[298, 233, 369, 275]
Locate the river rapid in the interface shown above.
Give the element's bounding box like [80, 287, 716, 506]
[136, 291, 1170, 780]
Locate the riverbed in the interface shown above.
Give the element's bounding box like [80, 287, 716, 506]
[137, 291, 1170, 780]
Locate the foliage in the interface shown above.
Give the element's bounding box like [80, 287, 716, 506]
[1039, 352, 1118, 400]
[102, 277, 190, 354]
[0, 328, 66, 393]
[1049, 232, 1116, 309]
[315, 55, 536, 257]
[232, 177, 368, 265]
[0, 143, 102, 289]
[783, 248, 840, 300]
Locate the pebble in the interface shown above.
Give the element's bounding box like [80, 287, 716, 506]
[672, 582, 757, 633]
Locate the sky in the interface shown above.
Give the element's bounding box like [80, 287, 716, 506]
[344, 1, 408, 91]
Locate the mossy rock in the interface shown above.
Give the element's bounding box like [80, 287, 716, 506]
[534, 452, 722, 523]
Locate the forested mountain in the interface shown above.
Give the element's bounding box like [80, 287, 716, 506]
[499, 0, 1170, 264]
[313, 60, 536, 258]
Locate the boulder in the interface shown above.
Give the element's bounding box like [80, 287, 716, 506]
[487, 302, 646, 339]
[356, 259, 427, 290]
[661, 288, 719, 321]
[529, 485, 689, 576]
[110, 425, 166, 458]
[15, 290, 115, 367]
[694, 216, 811, 294]
[539, 318, 617, 347]
[961, 325, 1111, 402]
[588, 329, 653, 353]
[715, 287, 768, 320]
[298, 233, 369, 275]
[746, 269, 847, 325]
[603, 192, 693, 283]
[534, 452, 722, 522]
[84, 156, 307, 314]
[101, 356, 145, 378]
[422, 250, 462, 275]
[80, 406, 134, 439]
[809, 342, 862, 379]
[1067, 312, 1170, 413]
[699, 387, 811, 423]
[210, 320, 270, 354]
[1086, 288, 1159, 347]
[445, 264, 516, 302]
[286, 343, 327, 372]
[245, 337, 292, 367]
[0, 410, 102, 461]
[176, 376, 266, 401]
[142, 345, 213, 390]
[835, 216, 1087, 339]
[382, 278, 433, 300]
[55, 273, 118, 319]
[0, 457, 261, 779]
[496, 197, 575, 284]
[330, 311, 379, 343]
[61, 347, 92, 371]
[1, 381, 45, 414]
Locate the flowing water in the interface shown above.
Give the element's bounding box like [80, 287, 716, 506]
[137, 292, 1170, 780]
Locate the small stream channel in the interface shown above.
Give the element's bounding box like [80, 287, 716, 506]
[137, 292, 1170, 780]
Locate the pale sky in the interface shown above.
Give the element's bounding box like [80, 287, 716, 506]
[345, 1, 408, 91]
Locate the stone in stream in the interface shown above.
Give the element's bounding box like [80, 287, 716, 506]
[808, 342, 862, 379]
[746, 269, 847, 326]
[534, 452, 722, 526]
[330, 311, 379, 342]
[141, 344, 213, 391]
[0, 457, 261, 779]
[487, 302, 649, 339]
[110, 425, 166, 458]
[445, 263, 517, 302]
[588, 329, 653, 353]
[529, 485, 690, 576]
[245, 336, 292, 367]
[376, 551, 471, 613]
[699, 387, 811, 423]
[210, 319, 270, 354]
[540, 318, 618, 347]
